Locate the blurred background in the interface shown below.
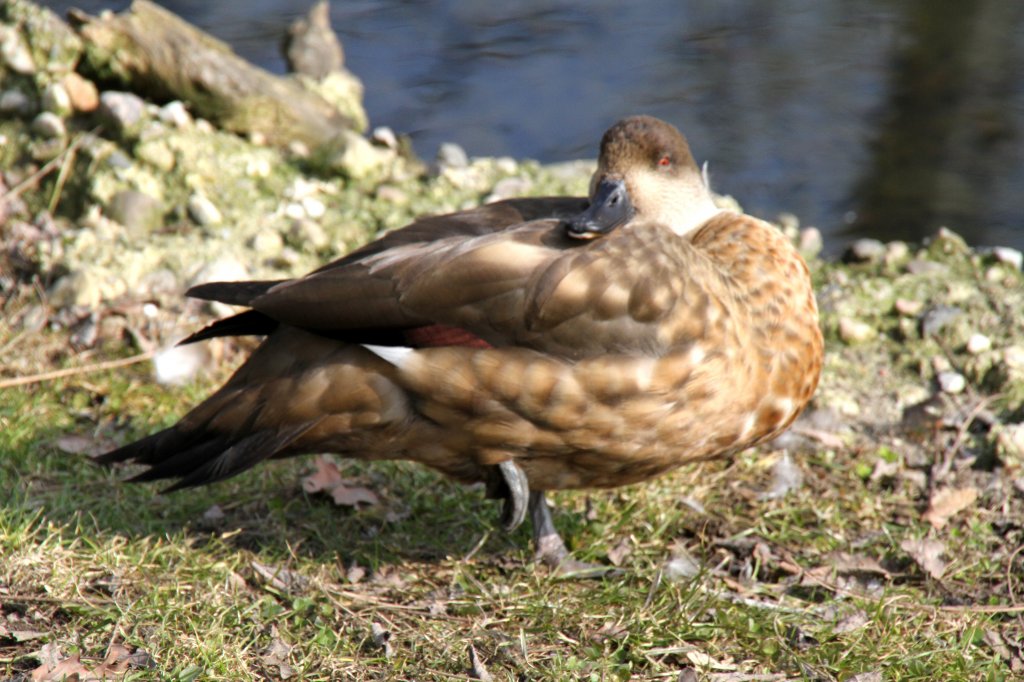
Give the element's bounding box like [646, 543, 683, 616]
[40, 0, 1024, 254]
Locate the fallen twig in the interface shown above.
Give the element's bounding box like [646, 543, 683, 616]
[0, 351, 154, 389]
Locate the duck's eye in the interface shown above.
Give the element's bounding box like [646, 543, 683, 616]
[657, 155, 672, 168]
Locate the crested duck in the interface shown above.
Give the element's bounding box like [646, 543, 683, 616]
[98, 116, 823, 572]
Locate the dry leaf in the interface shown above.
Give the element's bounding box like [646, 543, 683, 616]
[345, 562, 366, 584]
[301, 455, 344, 493]
[251, 560, 309, 593]
[301, 455, 380, 508]
[606, 537, 632, 566]
[56, 434, 112, 457]
[923, 486, 978, 529]
[826, 551, 890, 577]
[834, 609, 870, 634]
[263, 637, 295, 679]
[329, 483, 379, 508]
[900, 538, 948, 579]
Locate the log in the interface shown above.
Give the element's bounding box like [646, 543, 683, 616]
[68, 0, 354, 149]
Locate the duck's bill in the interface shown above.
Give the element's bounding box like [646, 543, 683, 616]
[564, 178, 634, 240]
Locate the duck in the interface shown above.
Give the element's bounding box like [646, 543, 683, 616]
[97, 115, 823, 572]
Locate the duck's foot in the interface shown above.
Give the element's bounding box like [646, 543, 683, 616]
[488, 460, 530, 532]
[528, 491, 619, 579]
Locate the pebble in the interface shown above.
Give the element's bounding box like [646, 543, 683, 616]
[1, 26, 36, 74]
[893, 298, 923, 316]
[250, 229, 284, 257]
[999, 424, 1024, 458]
[992, 246, 1023, 271]
[41, 83, 72, 116]
[0, 89, 32, 116]
[99, 91, 147, 134]
[486, 176, 532, 203]
[966, 333, 992, 355]
[371, 126, 398, 149]
[105, 190, 164, 235]
[187, 193, 223, 226]
[436, 142, 469, 169]
[158, 100, 192, 128]
[885, 240, 910, 264]
[301, 196, 326, 219]
[1004, 346, 1024, 371]
[920, 305, 962, 337]
[62, 72, 99, 112]
[906, 259, 950, 276]
[936, 371, 966, 395]
[798, 227, 823, 258]
[845, 238, 885, 263]
[839, 317, 877, 344]
[284, 202, 306, 220]
[376, 185, 409, 205]
[31, 112, 66, 139]
[289, 219, 329, 249]
[191, 256, 250, 288]
[154, 343, 210, 386]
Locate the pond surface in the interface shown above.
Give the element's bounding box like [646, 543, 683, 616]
[42, 0, 1024, 253]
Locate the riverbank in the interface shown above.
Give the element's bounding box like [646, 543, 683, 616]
[2, 2, 1024, 679]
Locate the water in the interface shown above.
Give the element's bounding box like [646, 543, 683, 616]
[41, 0, 1024, 253]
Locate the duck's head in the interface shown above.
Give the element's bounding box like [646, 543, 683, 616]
[566, 116, 721, 239]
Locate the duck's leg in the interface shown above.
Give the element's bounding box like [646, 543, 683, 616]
[485, 460, 530, 531]
[528, 491, 617, 578]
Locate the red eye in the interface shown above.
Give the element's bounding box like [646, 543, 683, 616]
[658, 156, 671, 168]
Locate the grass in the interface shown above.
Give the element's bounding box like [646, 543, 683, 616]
[2, 330, 1021, 681]
[3, 228, 1024, 679]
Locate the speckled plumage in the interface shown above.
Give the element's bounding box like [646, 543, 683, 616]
[99, 116, 823, 565]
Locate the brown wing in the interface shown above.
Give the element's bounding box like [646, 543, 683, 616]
[251, 219, 732, 359]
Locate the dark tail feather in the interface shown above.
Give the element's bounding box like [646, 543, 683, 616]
[179, 310, 279, 345]
[96, 416, 323, 492]
[187, 280, 282, 306]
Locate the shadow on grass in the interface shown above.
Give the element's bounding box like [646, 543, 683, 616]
[5, 411, 532, 572]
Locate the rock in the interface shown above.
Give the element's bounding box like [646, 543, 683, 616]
[105, 190, 164, 236]
[998, 424, 1024, 459]
[845, 238, 885, 263]
[1004, 346, 1024, 371]
[937, 371, 966, 395]
[322, 130, 393, 180]
[62, 72, 99, 112]
[798, 227, 823, 258]
[288, 219, 329, 250]
[884, 240, 910, 265]
[250, 229, 284, 258]
[191, 256, 250, 288]
[486, 176, 532, 203]
[894, 298, 923, 317]
[98, 91, 147, 136]
[153, 342, 210, 386]
[284, 0, 344, 80]
[906, 259, 949, 276]
[0, 25, 36, 74]
[135, 137, 176, 172]
[31, 111, 65, 139]
[371, 126, 398, 149]
[0, 88, 32, 116]
[158, 100, 192, 128]
[375, 185, 408, 205]
[839, 317, 877, 344]
[920, 305, 962, 337]
[966, 333, 992, 355]
[187, 193, 223, 227]
[40, 83, 72, 116]
[309, 70, 368, 132]
[437, 142, 469, 170]
[301, 196, 326, 219]
[992, 246, 1023, 271]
